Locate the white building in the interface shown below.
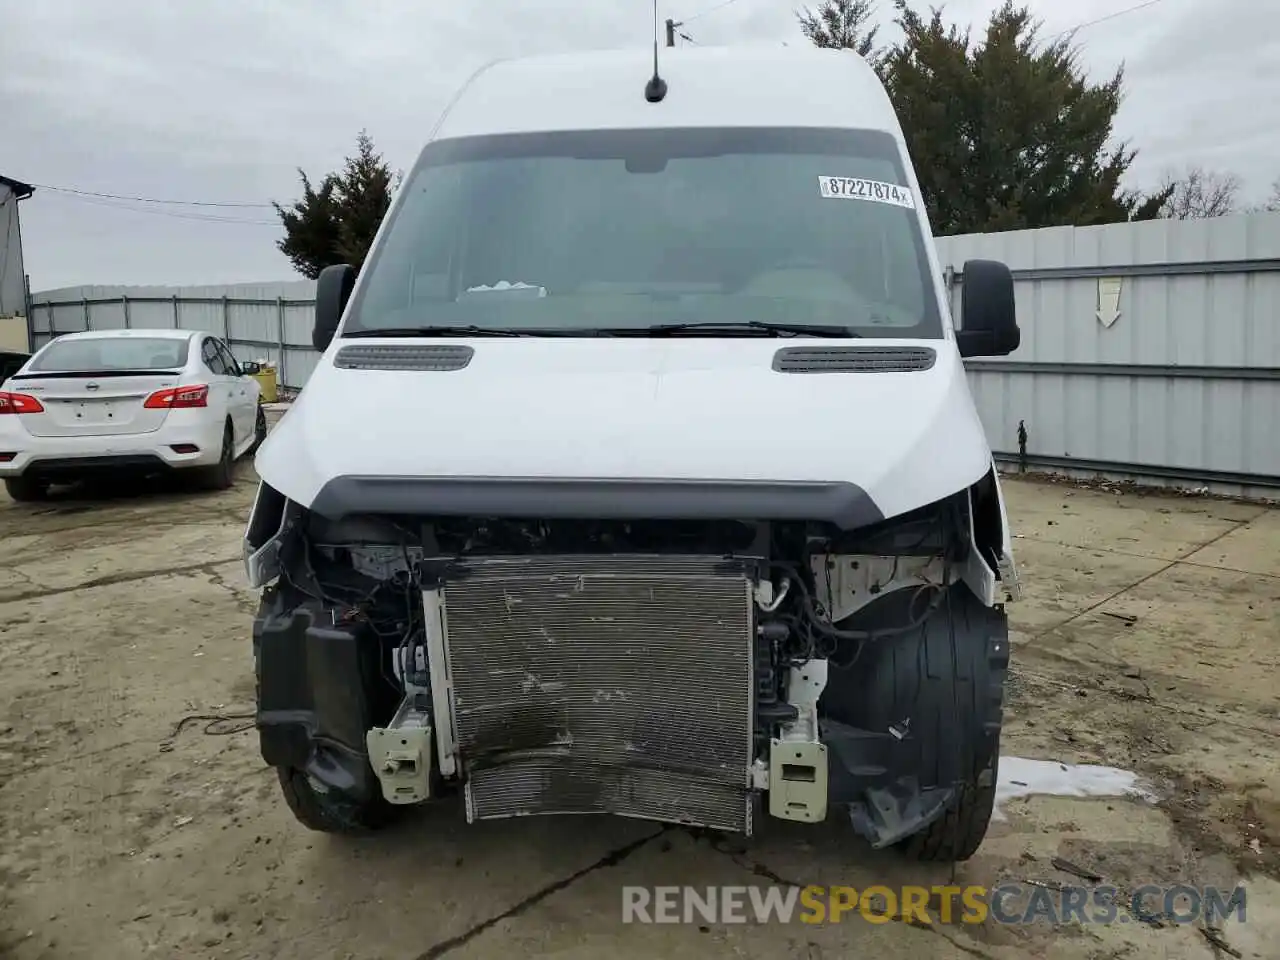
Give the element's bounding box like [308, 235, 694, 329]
[0, 173, 35, 352]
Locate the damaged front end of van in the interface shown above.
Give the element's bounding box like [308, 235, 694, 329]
[245, 460, 1020, 858]
[242, 44, 1024, 861]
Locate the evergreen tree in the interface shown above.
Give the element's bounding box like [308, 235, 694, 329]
[274, 132, 395, 278]
[798, 0, 883, 69]
[800, 1, 1172, 234]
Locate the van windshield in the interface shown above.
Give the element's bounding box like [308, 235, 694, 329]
[344, 127, 942, 338]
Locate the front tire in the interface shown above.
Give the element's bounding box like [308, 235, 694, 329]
[902, 588, 1006, 862]
[902, 751, 999, 862]
[276, 767, 396, 834]
[3, 475, 50, 502]
[823, 584, 1008, 862]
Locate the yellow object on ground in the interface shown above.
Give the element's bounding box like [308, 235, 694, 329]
[250, 365, 278, 403]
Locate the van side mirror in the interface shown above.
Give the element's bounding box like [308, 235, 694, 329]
[955, 259, 1020, 358]
[313, 263, 356, 352]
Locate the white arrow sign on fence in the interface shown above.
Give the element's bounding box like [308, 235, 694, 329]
[1096, 276, 1123, 328]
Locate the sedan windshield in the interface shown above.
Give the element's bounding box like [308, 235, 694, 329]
[344, 127, 942, 338]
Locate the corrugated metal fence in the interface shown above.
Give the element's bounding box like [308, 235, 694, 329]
[937, 213, 1280, 496]
[28, 281, 321, 395]
[28, 212, 1280, 494]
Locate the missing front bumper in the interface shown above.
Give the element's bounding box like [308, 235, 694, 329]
[432, 554, 758, 833]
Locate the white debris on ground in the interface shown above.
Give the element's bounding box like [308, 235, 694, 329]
[993, 756, 1158, 820]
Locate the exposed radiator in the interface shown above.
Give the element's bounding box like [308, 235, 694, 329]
[441, 554, 756, 833]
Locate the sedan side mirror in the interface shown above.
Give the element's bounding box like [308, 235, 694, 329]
[314, 263, 356, 352]
[241, 360, 262, 375]
[955, 259, 1021, 358]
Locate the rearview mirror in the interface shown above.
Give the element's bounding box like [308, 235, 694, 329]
[314, 263, 356, 352]
[955, 259, 1020, 358]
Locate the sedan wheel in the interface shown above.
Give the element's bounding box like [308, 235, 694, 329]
[4, 476, 50, 502]
[249, 404, 268, 454]
[196, 423, 235, 491]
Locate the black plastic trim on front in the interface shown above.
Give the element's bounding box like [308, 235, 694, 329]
[309, 476, 883, 529]
[254, 600, 388, 802]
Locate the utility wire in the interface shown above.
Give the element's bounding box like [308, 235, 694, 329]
[672, 0, 741, 44]
[680, 0, 1168, 45]
[49, 190, 278, 226]
[28, 182, 276, 209]
[27, 0, 1168, 217]
[1046, 0, 1169, 42]
[680, 0, 740, 25]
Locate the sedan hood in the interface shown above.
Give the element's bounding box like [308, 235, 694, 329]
[255, 337, 994, 523]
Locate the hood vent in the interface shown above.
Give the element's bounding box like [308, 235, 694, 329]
[333, 343, 474, 372]
[772, 345, 936, 374]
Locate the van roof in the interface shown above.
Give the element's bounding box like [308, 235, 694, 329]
[434, 45, 901, 142]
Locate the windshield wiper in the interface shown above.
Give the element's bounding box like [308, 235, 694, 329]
[343, 321, 857, 339]
[344, 325, 617, 338]
[619, 321, 859, 338]
[343, 325, 531, 338]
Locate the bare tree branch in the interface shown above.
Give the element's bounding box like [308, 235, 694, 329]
[1156, 165, 1242, 219]
[1261, 178, 1280, 212]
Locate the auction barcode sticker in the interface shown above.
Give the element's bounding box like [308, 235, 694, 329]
[818, 176, 915, 209]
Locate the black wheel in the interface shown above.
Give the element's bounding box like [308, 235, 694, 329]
[902, 749, 999, 862]
[4, 475, 50, 502]
[195, 422, 235, 491]
[822, 584, 1009, 863]
[276, 767, 396, 834]
[249, 404, 268, 454]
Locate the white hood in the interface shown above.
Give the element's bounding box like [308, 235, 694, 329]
[255, 337, 994, 522]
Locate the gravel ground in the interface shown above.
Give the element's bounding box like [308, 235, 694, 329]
[0, 456, 1276, 960]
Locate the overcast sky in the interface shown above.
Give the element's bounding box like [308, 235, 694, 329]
[3, 0, 1277, 291]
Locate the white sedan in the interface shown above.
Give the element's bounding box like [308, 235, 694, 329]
[0, 328, 266, 501]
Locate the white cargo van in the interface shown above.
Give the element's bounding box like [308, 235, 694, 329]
[244, 43, 1022, 861]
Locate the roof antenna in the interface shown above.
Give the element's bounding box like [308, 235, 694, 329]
[645, 0, 668, 103]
